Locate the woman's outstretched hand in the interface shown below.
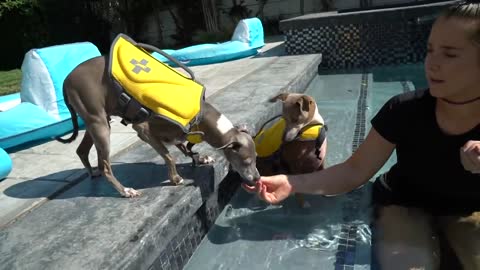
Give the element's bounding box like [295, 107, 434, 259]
[241, 174, 293, 204]
[460, 140, 480, 174]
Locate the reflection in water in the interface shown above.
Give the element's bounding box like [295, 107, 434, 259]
[211, 188, 373, 260]
[295, 226, 341, 251]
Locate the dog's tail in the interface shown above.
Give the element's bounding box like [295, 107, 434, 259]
[56, 87, 79, 143]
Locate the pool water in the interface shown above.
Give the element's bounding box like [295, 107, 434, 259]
[183, 63, 426, 270]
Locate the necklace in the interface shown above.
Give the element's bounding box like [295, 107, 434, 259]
[440, 95, 480, 105]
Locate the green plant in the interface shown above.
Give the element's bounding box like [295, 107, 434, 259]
[0, 0, 32, 18]
[228, 0, 251, 25]
[163, 0, 205, 47]
[0, 0, 50, 69]
[0, 69, 22, 96]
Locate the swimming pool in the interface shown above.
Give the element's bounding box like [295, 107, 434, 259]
[183, 63, 427, 270]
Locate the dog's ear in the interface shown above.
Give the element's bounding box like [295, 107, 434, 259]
[268, 93, 289, 103]
[217, 141, 242, 151]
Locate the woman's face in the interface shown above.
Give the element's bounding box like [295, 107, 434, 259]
[425, 16, 480, 102]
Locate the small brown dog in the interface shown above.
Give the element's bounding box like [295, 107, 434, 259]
[254, 93, 327, 207]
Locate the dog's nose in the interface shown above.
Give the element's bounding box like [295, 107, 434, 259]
[242, 172, 260, 186]
[253, 170, 261, 182]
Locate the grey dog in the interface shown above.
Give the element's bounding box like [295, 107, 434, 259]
[57, 51, 260, 197]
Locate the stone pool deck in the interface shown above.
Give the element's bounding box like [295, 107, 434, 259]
[0, 36, 323, 270]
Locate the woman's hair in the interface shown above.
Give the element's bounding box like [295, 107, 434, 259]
[444, 1, 480, 18]
[443, 1, 480, 44]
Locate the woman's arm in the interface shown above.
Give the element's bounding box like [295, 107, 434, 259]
[288, 128, 395, 195]
[251, 128, 395, 203]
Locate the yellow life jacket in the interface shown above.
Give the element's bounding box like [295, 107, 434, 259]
[254, 117, 326, 158]
[109, 34, 205, 131]
[186, 125, 204, 144]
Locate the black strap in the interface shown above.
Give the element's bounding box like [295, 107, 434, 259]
[186, 141, 201, 166]
[315, 124, 327, 160]
[117, 92, 149, 125]
[111, 80, 151, 125]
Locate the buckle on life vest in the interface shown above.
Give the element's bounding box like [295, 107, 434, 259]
[118, 92, 151, 126]
[119, 92, 131, 108]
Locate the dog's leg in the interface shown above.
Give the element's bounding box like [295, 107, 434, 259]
[175, 143, 214, 166]
[76, 131, 101, 177]
[157, 142, 184, 185]
[95, 118, 112, 177]
[133, 124, 184, 185]
[175, 143, 198, 164]
[150, 141, 184, 185]
[89, 120, 141, 197]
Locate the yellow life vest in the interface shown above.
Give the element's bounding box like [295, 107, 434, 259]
[109, 34, 205, 131]
[186, 125, 204, 144]
[254, 117, 326, 158]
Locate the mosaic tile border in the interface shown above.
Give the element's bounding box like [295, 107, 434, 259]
[284, 21, 432, 70]
[148, 172, 242, 270]
[334, 73, 369, 269]
[351, 73, 369, 151]
[281, 3, 452, 70]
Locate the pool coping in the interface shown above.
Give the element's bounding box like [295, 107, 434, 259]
[279, 0, 457, 30]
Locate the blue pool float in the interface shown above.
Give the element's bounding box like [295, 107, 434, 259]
[0, 148, 11, 180]
[0, 42, 100, 151]
[153, 17, 264, 66]
[0, 42, 101, 179]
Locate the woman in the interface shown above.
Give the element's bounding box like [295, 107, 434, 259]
[244, 2, 480, 269]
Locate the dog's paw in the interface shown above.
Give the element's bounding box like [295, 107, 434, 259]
[171, 176, 184, 185]
[198, 155, 215, 165]
[123, 188, 141, 197]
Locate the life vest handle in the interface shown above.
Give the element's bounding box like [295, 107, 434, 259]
[254, 114, 283, 139]
[137, 42, 196, 81]
[296, 122, 327, 138]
